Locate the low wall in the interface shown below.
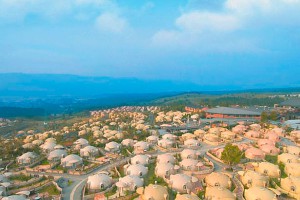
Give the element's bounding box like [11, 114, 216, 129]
[232, 174, 245, 200]
[9, 176, 44, 189]
[206, 151, 225, 164]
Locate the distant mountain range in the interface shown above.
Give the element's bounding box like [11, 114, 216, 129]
[0, 73, 300, 98]
[0, 73, 201, 98]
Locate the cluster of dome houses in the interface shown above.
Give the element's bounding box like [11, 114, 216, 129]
[1, 107, 300, 200]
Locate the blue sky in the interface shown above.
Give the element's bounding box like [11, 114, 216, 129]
[0, 0, 300, 88]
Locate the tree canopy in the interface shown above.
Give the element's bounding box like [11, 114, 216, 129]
[221, 143, 243, 166]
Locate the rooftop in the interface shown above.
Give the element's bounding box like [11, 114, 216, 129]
[206, 107, 262, 116]
[280, 98, 300, 108]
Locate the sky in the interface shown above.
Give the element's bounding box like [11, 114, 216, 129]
[0, 0, 300, 88]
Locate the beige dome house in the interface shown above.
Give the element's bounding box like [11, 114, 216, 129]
[245, 130, 261, 139]
[157, 154, 176, 164]
[137, 184, 169, 200]
[17, 152, 38, 165]
[125, 164, 148, 177]
[146, 135, 159, 145]
[281, 176, 300, 196]
[80, 145, 99, 158]
[121, 138, 135, 147]
[254, 162, 280, 178]
[278, 153, 299, 164]
[194, 129, 206, 137]
[245, 147, 265, 160]
[181, 149, 199, 160]
[259, 144, 280, 156]
[184, 139, 201, 147]
[179, 159, 204, 171]
[86, 173, 113, 191]
[257, 139, 275, 147]
[48, 149, 67, 162]
[73, 138, 89, 150]
[158, 139, 174, 149]
[286, 146, 300, 156]
[162, 133, 177, 141]
[155, 163, 178, 179]
[131, 155, 150, 166]
[205, 186, 236, 200]
[134, 141, 150, 152]
[169, 173, 197, 193]
[61, 154, 83, 169]
[181, 133, 197, 141]
[205, 172, 231, 189]
[105, 141, 121, 153]
[285, 163, 300, 177]
[232, 124, 246, 134]
[116, 175, 144, 193]
[203, 134, 220, 143]
[264, 132, 280, 142]
[221, 131, 236, 140]
[239, 170, 269, 188]
[249, 124, 261, 131]
[244, 187, 277, 200]
[40, 141, 56, 153]
[175, 194, 200, 200]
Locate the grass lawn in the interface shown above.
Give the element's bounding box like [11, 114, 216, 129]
[265, 155, 278, 164]
[40, 159, 50, 165]
[10, 173, 32, 182]
[38, 183, 60, 196]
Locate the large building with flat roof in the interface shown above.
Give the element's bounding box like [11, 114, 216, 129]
[206, 107, 262, 120]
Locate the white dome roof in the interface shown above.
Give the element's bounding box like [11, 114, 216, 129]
[87, 173, 113, 190]
[48, 149, 67, 160]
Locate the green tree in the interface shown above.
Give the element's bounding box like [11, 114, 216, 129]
[261, 111, 268, 122]
[269, 111, 278, 121]
[221, 143, 243, 166]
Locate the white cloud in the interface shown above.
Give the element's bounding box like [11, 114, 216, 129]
[95, 13, 127, 33]
[152, 0, 300, 51]
[176, 11, 240, 33]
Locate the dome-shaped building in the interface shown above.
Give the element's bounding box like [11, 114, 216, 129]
[125, 164, 148, 177]
[105, 141, 121, 153]
[116, 175, 144, 192]
[157, 154, 176, 164]
[131, 155, 150, 166]
[17, 152, 38, 165]
[155, 163, 178, 179]
[184, 139, 201, 147]
[61, 154, 83, 169]
[205, 172, 231, 189]
[181, 149, 198, 160]
[169, 174, 197, 193]
[48, 149, 67, 162]
[80, 145, 99, 158]
[205, 186, 236, 200]
[87, 173, 113, 190]
[245, 147, 265, 160]
[244, 187, 277, 200]
[137, 184, 168, 200]
[278, 153, 299, 164]
[121, 139, 135, 147]
[240, 170, 269, 188]
[179, 159, 203, 171]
